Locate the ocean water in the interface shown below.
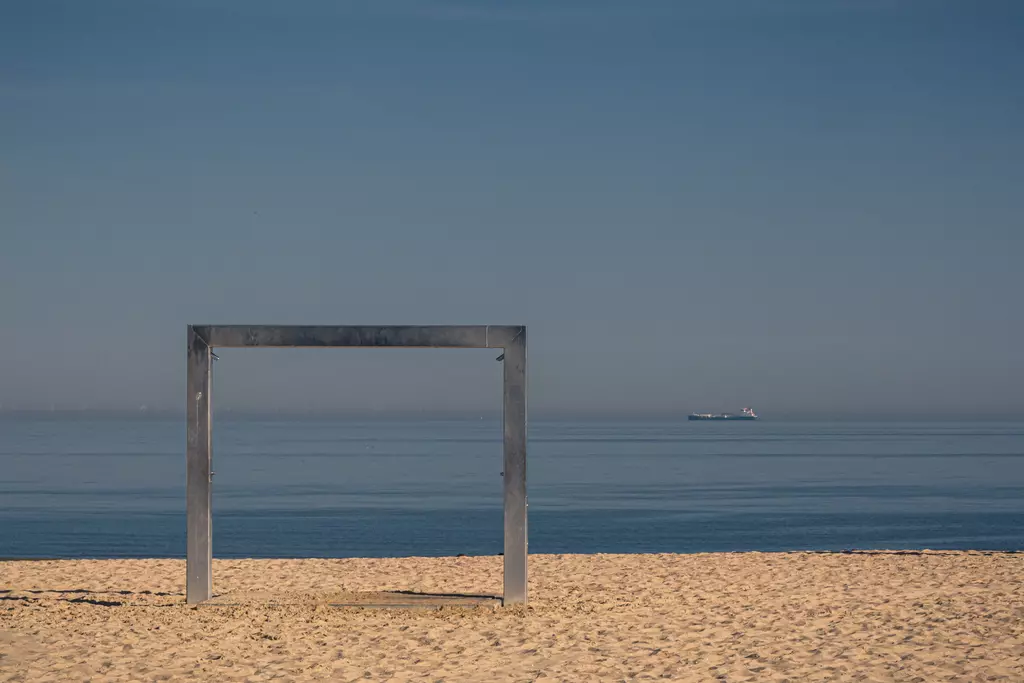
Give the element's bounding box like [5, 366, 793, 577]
[1, 416, 1023, 559]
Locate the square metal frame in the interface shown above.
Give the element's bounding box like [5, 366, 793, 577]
[186, 325, 527, 605]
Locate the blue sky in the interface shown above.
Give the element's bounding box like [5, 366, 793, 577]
[2, 0, 1022, 417]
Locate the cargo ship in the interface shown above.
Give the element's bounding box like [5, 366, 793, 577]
[688, 407, 758, 421]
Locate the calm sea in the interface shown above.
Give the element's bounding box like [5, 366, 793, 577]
[1, 416, 1023, 559]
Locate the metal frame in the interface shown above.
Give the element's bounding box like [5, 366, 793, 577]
[186, 325, 527, 605]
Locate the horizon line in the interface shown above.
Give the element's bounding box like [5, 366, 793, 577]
[1, 408, 1022, 422]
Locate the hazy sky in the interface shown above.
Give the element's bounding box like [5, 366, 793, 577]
[2, 0, 1022, 417]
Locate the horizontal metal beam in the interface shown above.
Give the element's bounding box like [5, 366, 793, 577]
[191, 325, 523, 349]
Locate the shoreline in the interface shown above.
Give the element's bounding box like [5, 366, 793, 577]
[3, 552, 1023, 681]
[4, 548, 1021, 561]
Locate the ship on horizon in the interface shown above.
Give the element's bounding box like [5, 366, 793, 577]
[688, 407, 758, 421]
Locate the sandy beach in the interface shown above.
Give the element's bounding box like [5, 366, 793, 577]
[2, 552, 1022, 681]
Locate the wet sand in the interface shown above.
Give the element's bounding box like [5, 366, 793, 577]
[2, 552, 1023, 681]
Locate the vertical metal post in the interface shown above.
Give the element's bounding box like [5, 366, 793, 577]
[186, 326, 213, 604]
[502, 327, 528, 605]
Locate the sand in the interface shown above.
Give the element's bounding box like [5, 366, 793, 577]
[2, 552, 1023, 681]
